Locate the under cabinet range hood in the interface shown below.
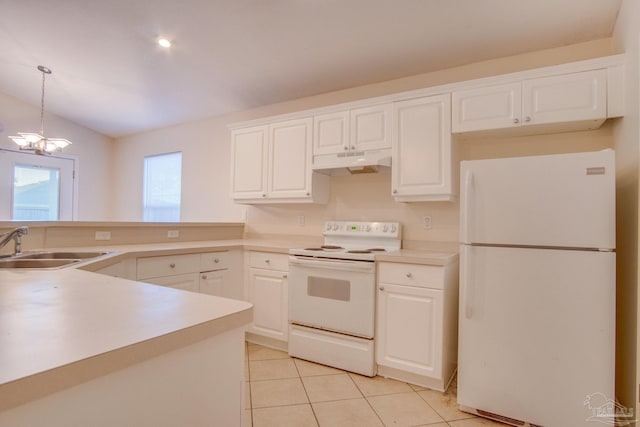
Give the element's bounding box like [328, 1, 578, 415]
[312, 148, 391, 175]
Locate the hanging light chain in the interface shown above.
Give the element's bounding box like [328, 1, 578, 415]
[37, 65, 51, 137]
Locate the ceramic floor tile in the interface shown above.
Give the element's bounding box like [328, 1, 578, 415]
[418, 389, 475, 422]
[250, 358, 299, 381]
[248, 344, 291, 361]
[251, 378, 309, 408]
[252, 404, 319, 427]
[448, 416, 510, 426]
[367, 391, 444, 426]
[312, 398, 384, 427]
[294, 358, 344, 377]
[301, 373, 363, 403]
[349, 373, 413, 396]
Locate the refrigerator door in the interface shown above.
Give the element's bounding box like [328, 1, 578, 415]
[458, 245, 615, 427]
[460, 150, 615, 249]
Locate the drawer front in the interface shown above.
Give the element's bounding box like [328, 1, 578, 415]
[378, 262, 444, 289]
[200, 251, 229, 271]
[137, 253, 201, 280]
[249, 251, 288, 271]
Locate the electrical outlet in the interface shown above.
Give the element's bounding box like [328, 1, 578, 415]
[95, 231, 111, 241]
[423, 216, 432, 229]
[168, 230, 179, 238]
[297, 215, 305, 226]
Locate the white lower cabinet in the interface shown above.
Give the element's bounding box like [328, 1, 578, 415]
[145, 272, 200, 292]
[136, 250, 241, 297]
[245, 252, 289, 347]
[376, 261, 458, 391]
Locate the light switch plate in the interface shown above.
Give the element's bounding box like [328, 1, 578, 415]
[168, 230, 179, 238]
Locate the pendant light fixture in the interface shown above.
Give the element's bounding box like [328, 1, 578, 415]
[9, 65, 72, 155]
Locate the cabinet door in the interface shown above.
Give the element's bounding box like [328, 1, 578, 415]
[313, 111, 349, 155]
[231, 125, 268, 200]
[377, 283, 443, 379]
[268, 118, 313, 199]
[522, 69, 607, 125]
[392, 94, 454, 201]
[247, 268, 288, 341]
[200, 269, 228, 298]
[144, 272, 200, 293]
[350, 104, 391, 151]
[452, 82, 522, 132]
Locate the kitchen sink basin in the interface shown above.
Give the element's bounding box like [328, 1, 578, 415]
[15, 251, 110, 260]
[0, 259, 81, 269]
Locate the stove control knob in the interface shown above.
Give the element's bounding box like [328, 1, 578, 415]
[333, 224, 340, 231]
[390, 224, 397, 233]
[364, 225, 371, 232]
[325, 223, 333, 231]
[382, 225, 389, 232]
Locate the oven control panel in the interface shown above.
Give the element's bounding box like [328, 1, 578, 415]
[323, 221, 401, 238]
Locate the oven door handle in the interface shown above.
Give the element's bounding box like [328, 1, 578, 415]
[289, 256, 375, 272]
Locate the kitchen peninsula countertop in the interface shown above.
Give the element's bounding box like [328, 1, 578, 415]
[0, 268, 252, 413]
[0, 236, 457, 413]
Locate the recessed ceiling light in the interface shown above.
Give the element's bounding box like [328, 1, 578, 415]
[158, 38, 171, 48]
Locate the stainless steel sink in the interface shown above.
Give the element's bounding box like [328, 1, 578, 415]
[15, 251, 110, 260]
[0, 259, 81, 269]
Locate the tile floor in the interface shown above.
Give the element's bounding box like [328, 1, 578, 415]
[244, 342, 508, 427]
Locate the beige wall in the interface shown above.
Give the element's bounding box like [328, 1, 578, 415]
[612, 0, 640, 412]
[115, 38, 615, 239]
[0, 91, 115, 220]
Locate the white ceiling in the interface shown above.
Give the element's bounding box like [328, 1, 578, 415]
[0, 0, 622, 138]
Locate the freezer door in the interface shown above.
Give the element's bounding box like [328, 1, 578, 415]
[460, 150, 615, 249]
[458, 245, 615, 427]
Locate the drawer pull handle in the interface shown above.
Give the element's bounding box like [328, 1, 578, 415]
[170, 263, 176, 268]
[406, 272, 412, 278]
[201, 275, 207, 280]
[283, 274, 287, 279]
[379, 286, 385, 291]
[214, 258, 219, 263]
[265, 259, 270, 263]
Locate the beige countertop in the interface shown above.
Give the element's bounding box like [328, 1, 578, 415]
[0, 236, 457, 411]
[0, 268, 252, 412]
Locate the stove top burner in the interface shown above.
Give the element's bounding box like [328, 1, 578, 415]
[321, 245, 344, 251]
[347, 250, 372, 254]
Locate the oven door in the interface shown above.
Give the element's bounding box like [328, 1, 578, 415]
[288, 255, 376, 338]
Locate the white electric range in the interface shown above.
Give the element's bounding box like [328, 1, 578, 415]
[288, 221, 401, 376]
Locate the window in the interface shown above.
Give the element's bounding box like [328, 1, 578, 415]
[0, 149, 75, 221]
[143, 152, 182, 222]
[13, 164, 60, 220]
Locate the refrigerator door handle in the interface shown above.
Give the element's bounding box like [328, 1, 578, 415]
[461, 244, 474, 319]
[461, 169, 474, 243]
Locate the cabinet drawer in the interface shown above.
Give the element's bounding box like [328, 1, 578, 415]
[249, 251, 289, 271]
[378, 262, 444, 289]
[137, 253, 201, 280]
[200, 251, 229, 271]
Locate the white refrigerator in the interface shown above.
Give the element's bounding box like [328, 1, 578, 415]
[458, 150, 615, 427]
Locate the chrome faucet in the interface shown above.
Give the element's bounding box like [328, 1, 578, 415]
[0, 226, 29, 256]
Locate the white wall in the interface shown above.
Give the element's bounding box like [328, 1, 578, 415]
[611, 0, 640, 412]
[0, 91, 115, 220]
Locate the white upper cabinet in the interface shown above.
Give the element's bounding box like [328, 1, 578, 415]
[452, 69, 608, 134]
[312, 104, 391, 158]
[350, 104, 392, 151]
[230, 126, 268, 200]
[522, 69, 607, 125]
[231, 118, 329, 203]
[313, 111, 350, 155]
[392, 94, 455, 202]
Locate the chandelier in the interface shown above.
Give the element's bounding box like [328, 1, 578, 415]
[9, 65, 72, 155]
